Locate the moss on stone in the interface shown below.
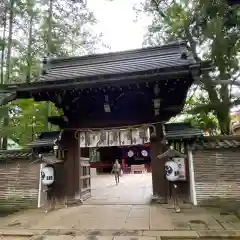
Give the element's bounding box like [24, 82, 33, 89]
[0, 198, 37, 217]
[199, 197, 240, 217]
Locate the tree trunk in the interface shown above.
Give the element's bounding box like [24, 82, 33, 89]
[45, 0, 53, 132]
[216, 107, 230, 135]
[26, 0, 34, 84]
[5, 0, 14, 85]
[2, 0, 15, 150]
[202, 74, 231, 134]
[0, 4, 7, 147]
[218, 73, 231, 134]
[185, 28, 231, 135]
[0, 4, 7, 84]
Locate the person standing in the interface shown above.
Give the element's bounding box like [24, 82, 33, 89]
[112, 159, 121, 185]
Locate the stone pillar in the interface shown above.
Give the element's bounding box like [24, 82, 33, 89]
[150, 123, 168, 203]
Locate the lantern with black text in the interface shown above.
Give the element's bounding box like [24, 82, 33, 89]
[164, 160, 180, 182]
[41, 166, 54, 185]
[172, 157, 186, 180]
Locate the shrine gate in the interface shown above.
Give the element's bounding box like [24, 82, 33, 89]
[0, 40, 210, 206]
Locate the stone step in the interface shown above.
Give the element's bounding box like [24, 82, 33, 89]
[1, 229, 240, 239]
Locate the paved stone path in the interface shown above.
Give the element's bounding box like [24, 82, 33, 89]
[1, 174, 240, 239]
[87, 174, 152, 205]
[1, 206, 240, 239]
[2, 204, 240, 231]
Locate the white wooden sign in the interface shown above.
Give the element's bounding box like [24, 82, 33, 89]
[79, 127, 150, 148]
[108, 130, 120, 146]
[79, 132, 86, 148]
[98, 131, 108, 147]
[119, 129, 131, 146]
[87, 131, 99, 148]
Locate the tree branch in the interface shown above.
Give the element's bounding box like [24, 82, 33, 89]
[196, 80, 240, 87]
[150, 0, 166, 18]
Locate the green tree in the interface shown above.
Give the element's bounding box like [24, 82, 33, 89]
[137, 0, 240, 134]
[8, 100, 59, 146]
[183, 91, 219, 135]
[0, 0, 105, 146]
[1, 0, 15, 149]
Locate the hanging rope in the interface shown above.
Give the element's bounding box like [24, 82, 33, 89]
[73, 122, 158, 140]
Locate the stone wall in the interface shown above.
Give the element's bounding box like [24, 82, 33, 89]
[193, 148, 240, 205]
[0, 158, 40, 208]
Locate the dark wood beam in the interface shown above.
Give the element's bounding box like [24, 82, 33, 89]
[16, 67, 191, 94]
[66, 112, 178, 129]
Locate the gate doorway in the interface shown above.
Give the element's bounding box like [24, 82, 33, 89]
[86, 173, 152, 205]
[81, 144, 153, 205]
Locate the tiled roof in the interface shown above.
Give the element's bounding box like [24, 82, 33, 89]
[0, 91, 16, 106]
[27, 131, 60, 148]
[0, 150, 32, 160]
[32, 153, 63, 164]
[165, 123, 203, 140]
[193, 136, 240, 150]
[157, 149, 186, 159]
[39, 41, 196, 82]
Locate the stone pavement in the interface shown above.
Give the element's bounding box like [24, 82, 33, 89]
[86, 174, 152, 205]
[2, 204, 240, 231]
[1, 204, 240, 239]
[1, 174, 240, 239]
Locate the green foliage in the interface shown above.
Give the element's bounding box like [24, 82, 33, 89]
[0, 198, 37, 217]
[183, 92, 219, 134]
[137, 0, 240, 134]
[0, 0, 105, 147]
[7, 99, 59, 146]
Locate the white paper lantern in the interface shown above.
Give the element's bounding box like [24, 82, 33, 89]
[141, 150, 148, 157]
[164, 160, 180, 182]
[41, 166, 54, 185]
[128, 150, 134, 157]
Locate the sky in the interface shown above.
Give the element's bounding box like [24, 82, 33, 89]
[87, 0, 152, 52]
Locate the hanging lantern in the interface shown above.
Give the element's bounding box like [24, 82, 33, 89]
[41, 166, 54, 185]
[141, 150, 148, 157]
[164, 160, 180, 182]
[127, 150, 134, 158]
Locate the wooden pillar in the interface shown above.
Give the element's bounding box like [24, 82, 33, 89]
[150, 123, 168, 203]
[42, 129, 81, 210]
[61, 130, 80, 204]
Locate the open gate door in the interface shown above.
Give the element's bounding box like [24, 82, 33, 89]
[37, 163, 47, 208]
[79, 157, 91, 201]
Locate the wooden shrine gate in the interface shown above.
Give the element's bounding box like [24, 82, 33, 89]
[1, 42, 209, 207]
